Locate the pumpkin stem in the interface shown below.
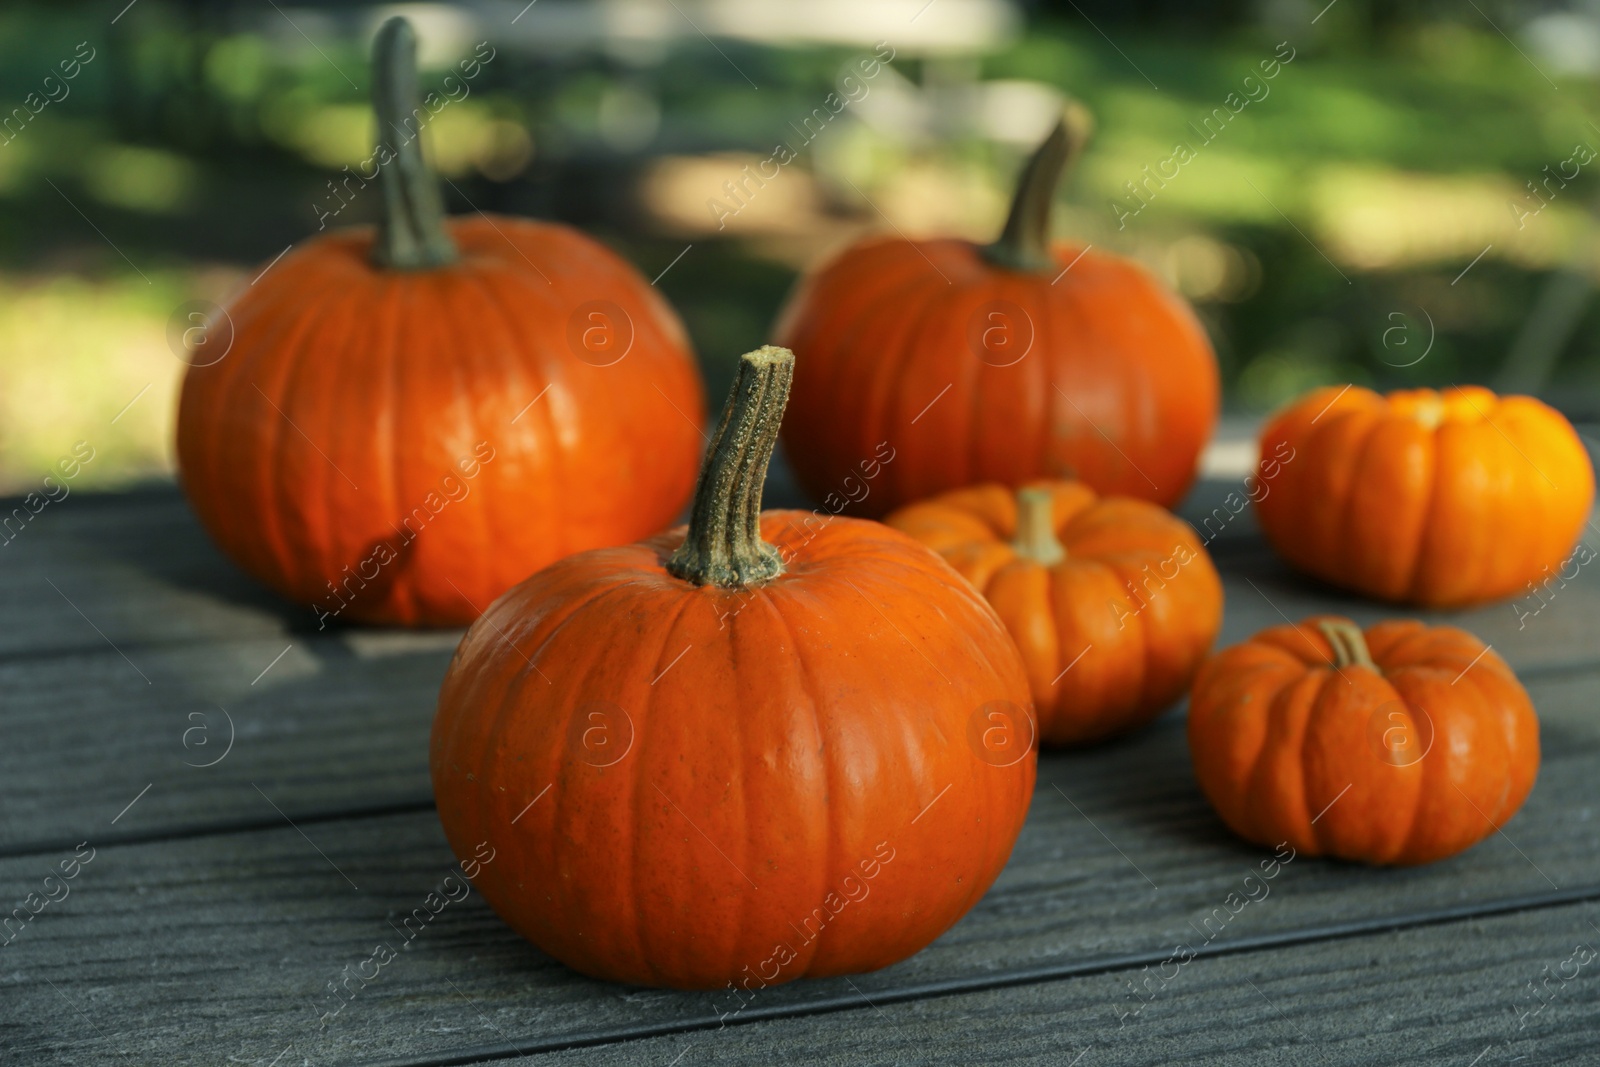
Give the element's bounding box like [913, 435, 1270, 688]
[667, 346, 794, 589]
[1317, 619, 1380, 674]
[1011, 488, 1065, 565]
[370, 16, 458, 270]
[981, 100, 1094, 273]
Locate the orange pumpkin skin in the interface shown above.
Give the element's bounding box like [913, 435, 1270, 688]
[1256, 385, 1594, 607]
[774, 239, 1217, 517]
[176, 216, 705, 626]
[888, 481, 1222, 746]
[430, 512, 1035, 988]
[1188, 616, 1540, 866]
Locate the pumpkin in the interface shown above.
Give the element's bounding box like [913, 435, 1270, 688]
[887, 481, 1221, 745]
[1256, 385, 1593, 607]
[773, 102, 1218, 518]
[1188, 615, 1539, 865]
[176, 17, 704, 627]
[431, 346, 1035, 989]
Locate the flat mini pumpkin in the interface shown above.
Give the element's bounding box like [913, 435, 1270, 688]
[1188, 615, 1539, 865]
[1256, 384, 1593, 607]
[887, 481, 1222, 745]
[431, 347, 1036, 989]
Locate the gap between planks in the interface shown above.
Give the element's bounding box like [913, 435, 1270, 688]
[0, 625, 460, 673]
[5, 643, 1599, 862]
[0, 795, 437, 861]
[345, 887, 1600, 1067]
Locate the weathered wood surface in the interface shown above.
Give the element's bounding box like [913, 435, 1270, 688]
[495, 902, 1600, 1066]
[5, 421, 1592, 663]
[3, 436, 1599, 1066]
[3, 459, 1597, 854]
[2, 662, 1598, 1066]
[0, 631, 446, 854]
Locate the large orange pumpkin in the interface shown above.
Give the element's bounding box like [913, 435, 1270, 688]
[431, 346, 1035, 989]
[774, 104, 1218, 518]
[1188, 615, 1539, 865]
[1256, 385, 1593, 607]
[176, 18, 704, 627]
[888, 481, 1221, 745]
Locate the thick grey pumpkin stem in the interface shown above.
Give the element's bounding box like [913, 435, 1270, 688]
[981, 100, 1094, 273]
[1318, 619, 1380, 674]
[1011, 487, 1065, 565]
[667, 346, 794, 588]
[371, 16, 457, 270]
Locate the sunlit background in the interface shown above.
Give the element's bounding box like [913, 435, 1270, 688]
[3, 0, 1599, 493]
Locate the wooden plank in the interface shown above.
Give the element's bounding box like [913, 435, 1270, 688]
[0, 487, 296, 659]
[462, 901, 1600, 1066]
[4, 667, 1599, 1065]
[1211, 542, 1600, 676]
[4, 505, 1597, 852]
[7, 422, 1595, 665]
[0, 631, 447, 851]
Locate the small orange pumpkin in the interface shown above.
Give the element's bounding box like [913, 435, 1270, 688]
[887, 481, 1221, 745]
[176, 18, 705, 626]
[1256, 385, 1593, 607]
[431, 346, 1035, 989]
[1188, 615, 1540, 865]
[774, 103, 1218, 517]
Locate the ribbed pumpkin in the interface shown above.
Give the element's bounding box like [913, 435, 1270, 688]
[887, 481, 1221, 745]
[774, 103, 1218, 518]
[1189, 615, 1539, 865]
[176, 18, 704, 626]
[431, 347, 1035, 989]
[1256, 385, 1593, 607]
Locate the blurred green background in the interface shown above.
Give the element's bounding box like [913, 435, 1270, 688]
[3, 0, 1598, 493]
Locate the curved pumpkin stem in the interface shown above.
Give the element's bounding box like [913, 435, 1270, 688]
[1011, 487, 1065, 565]
[371, 16, 458, 270]
[1318, 619, 1380, 674]
[667, 346, 794, 588]
[981, 99, 1094, 273]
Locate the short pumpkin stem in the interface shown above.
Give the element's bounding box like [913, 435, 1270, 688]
[1011, 488, 1065, 565]
[981, 100, 1094, 273]
[1318, 619, 1380, 674]
[667, 346, 794, 588]
[371, 16, 458, 270]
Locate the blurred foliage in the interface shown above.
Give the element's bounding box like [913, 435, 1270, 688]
[1, 0, 1599, 492]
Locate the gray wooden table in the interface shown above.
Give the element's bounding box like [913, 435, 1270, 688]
[4, 440, 1599, 1067]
